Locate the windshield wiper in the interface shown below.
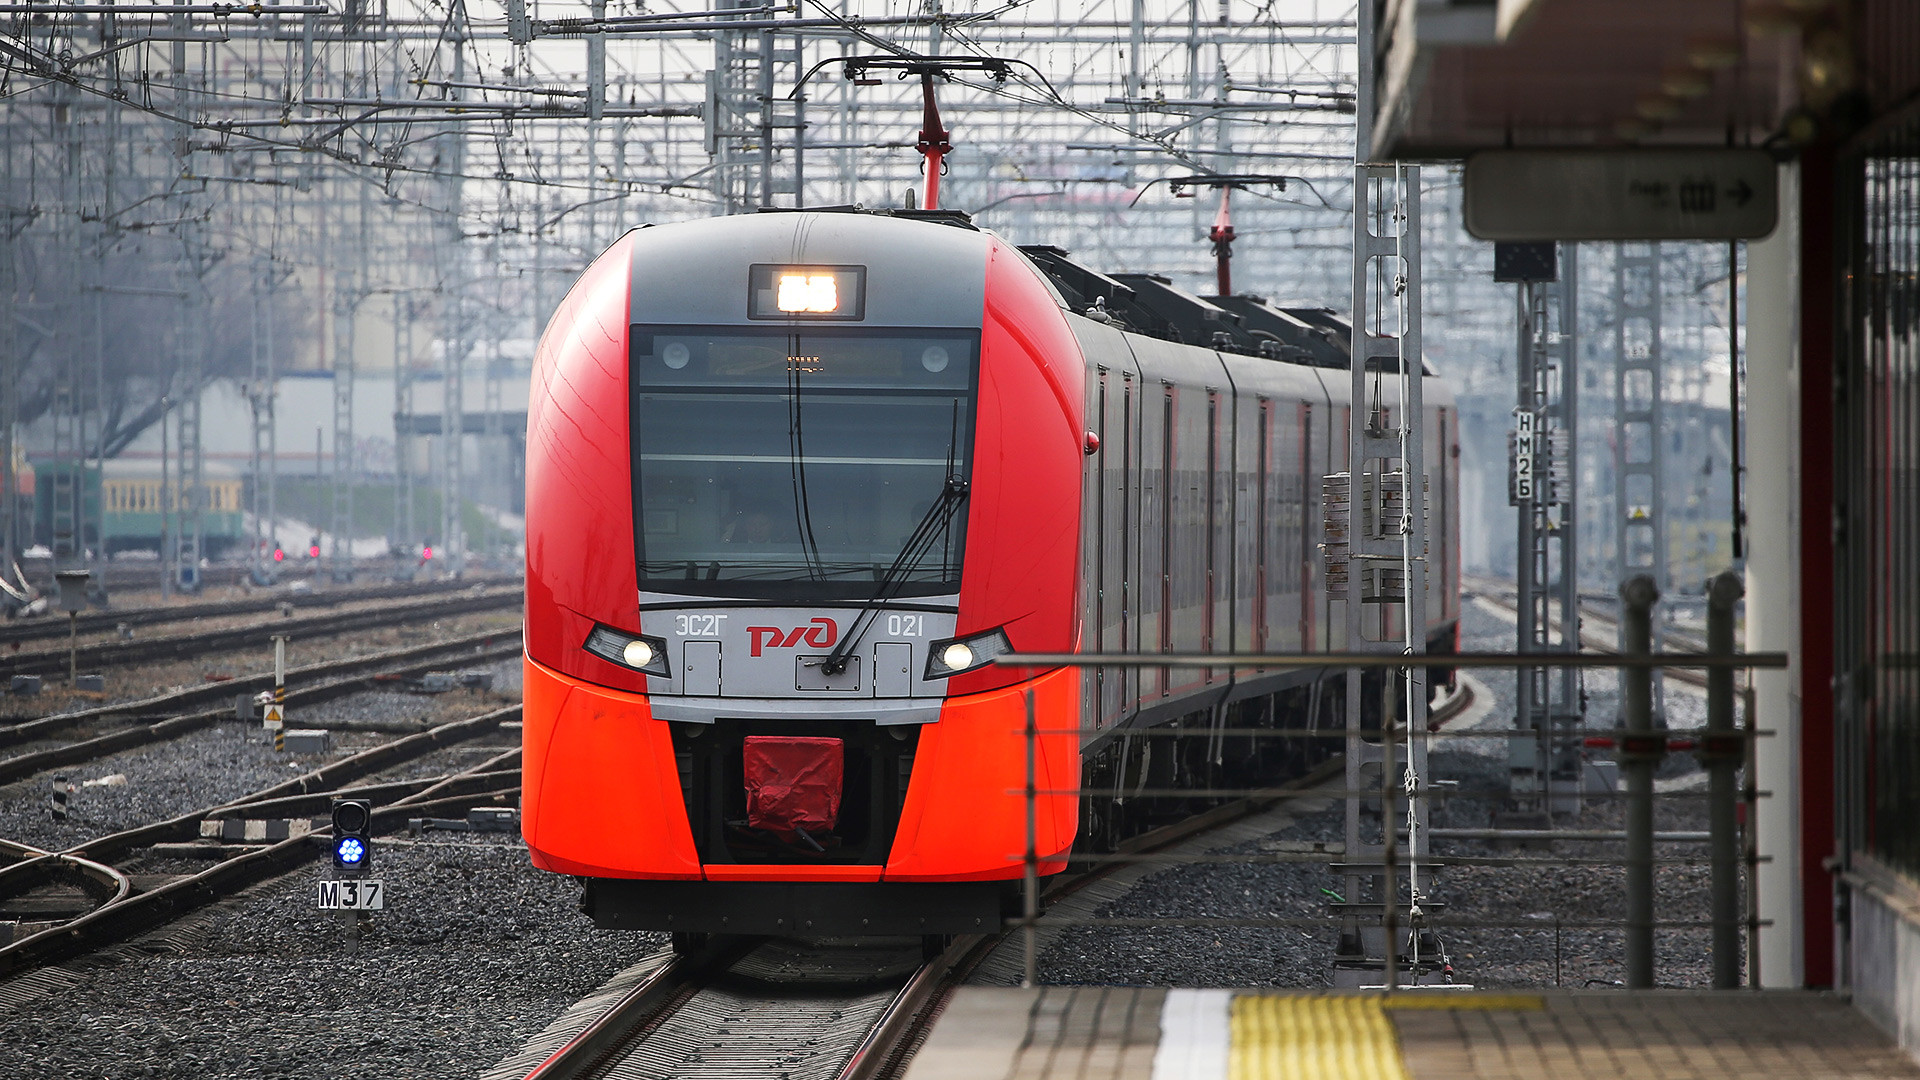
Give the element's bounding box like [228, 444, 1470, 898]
[819, 475, 968, 676]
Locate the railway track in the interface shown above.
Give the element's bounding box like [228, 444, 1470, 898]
[0, 704, 523, 977]
[493, 683, 1477, 1080]
[1, 583, 521, 678]
[0, 627, 523, 785]
[0, 574, 515, 649]
[1463, 574, 1714, 688]
[0, 623, 521, 750]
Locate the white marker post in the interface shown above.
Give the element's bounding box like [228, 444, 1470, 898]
[267, 633, 288, 752]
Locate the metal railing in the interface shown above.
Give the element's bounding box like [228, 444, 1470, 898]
[997, 571, 1784, 992]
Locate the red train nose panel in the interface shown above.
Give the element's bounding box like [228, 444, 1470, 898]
[521, 655, 701, 880]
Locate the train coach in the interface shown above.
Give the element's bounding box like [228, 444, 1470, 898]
[520, 209, 1459, 943]
[29, 457, 246, 559]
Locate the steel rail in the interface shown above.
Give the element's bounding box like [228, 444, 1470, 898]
[517, 937, 765, 1080]
[0, 836, 131, 908]
[0, 635, 522, 785]
[0, 575, 510, 648]
[0, 625, 520, 749]
[1, 586, 521, 678]
[1466, 579, 1714, 687]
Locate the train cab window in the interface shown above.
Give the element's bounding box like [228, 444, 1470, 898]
[629, 326, 979, 601]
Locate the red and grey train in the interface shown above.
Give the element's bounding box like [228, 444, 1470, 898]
[521, 209, 1460, 938]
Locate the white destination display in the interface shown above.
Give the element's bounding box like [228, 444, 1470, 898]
[316, 879, 385, 910]
[1464, 149, 1777, 242]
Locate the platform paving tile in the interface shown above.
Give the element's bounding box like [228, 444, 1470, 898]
[903, 988, 1920, 1080]
[1392, 992, 1920, 1080]
[904, 986, 1166, 1080]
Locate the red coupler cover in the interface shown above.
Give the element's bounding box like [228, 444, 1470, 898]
[743, 735, 845, 838]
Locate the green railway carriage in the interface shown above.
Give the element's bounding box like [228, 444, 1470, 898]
[31, 458, 246, 558]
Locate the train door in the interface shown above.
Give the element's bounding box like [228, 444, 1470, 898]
[1097, 369, 1125, 729]
[1121, 374, 1138, 716]
[1157, 385, 1174, 699]
[1203, 390, 1219, 682]
[1093, 370, 1107, 714]
[1298, 403, 1315, 651]
[1255, 399, 1270, 653]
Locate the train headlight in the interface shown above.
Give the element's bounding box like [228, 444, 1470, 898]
[748, 264, 866, 320]
[584, 625, 672, 677]
[778, 274, 838, 313]
[924, 627, 1013, 679]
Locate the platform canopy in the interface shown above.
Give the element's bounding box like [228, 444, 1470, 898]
[1366, 0, 1822, 158]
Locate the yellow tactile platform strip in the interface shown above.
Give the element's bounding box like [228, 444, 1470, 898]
[1230, 994, 1410, 1080]
[1230, 994, 1544, 1080]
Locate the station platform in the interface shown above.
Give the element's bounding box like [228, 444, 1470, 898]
[902, 987, 1920, 1080]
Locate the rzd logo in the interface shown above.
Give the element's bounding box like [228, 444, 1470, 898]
[747, 617, 838, 657]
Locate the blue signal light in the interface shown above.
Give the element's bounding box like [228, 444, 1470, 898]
[335, 837, 366, 865]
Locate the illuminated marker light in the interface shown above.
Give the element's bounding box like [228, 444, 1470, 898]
[335, 836, 366, 865]
[583, 625, 671, 677]
[777, 273, 839, 313]
[925, 627, 1014, 679]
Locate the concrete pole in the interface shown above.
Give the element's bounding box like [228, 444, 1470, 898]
[1744, 162, 1803, 988]
[1621, 574, 1659, 988]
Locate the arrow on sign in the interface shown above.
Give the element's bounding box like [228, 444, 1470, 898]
[1726, 178, 1754, 207]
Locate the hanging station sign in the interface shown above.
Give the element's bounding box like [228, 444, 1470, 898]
[1463, 149, 1778, 242]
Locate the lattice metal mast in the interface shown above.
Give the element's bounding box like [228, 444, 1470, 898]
[1613, 242, 1668, 715]
[1329, 161, 1435, 988]
[1506, 244, 1585, 815]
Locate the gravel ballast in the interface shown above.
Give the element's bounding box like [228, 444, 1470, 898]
[0, 833, 665, 1079]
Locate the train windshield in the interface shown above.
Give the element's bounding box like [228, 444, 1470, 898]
[630, 326, 978, 601]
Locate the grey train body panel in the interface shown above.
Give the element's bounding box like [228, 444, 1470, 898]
[636, 591, 959, 723]
[1066, 307, 1459, 749]
[625, 213, 990, 330]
